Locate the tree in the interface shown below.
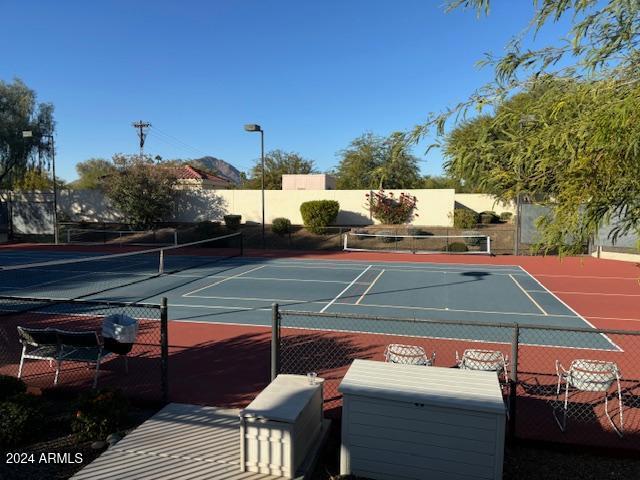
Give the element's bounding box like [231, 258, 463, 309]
[12, 168, 54, 190]
[421, 175, 476, 192]
[413, 1, 640, 253]
[335, 132, 422, 189]
[105, 155, 178, 228]
[0, 78, 55, 188]
[70, 158, 118, 190]
[444, 76, 640, 253]
[244, 149, 316, 189]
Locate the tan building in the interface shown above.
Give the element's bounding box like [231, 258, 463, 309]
[281, 174, 336, 190]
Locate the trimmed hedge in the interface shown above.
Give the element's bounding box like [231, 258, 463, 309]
[453, 209, 479, 229]
[479, 211, 499, 224]
[72, 389, 130, 441]
[0, 375, 26, 402]
[223, 214, 242, 231]
[300, 200, 339, 234]
[444, 242, 469, 253]
[272, 217, 292, 235]
[500, 212, 513, 222]
[0, 394, 42, 447]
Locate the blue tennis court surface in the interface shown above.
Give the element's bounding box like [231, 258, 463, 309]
[0, 250, 616, 350]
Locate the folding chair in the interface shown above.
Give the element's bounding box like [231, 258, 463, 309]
[456, 349, 509, 385]
[554, 359, 623, 437]
[384, 344, 435, 366]
[17, 326, 60, 381]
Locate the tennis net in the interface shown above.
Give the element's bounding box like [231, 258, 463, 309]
[343, 232, 491, 255]
[0, 232, 243, 301]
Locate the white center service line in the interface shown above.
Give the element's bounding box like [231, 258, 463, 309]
[509, 274, 548, 316]
[320, 265, 372, 313]
[183, 265, 266, 297]
[356, 269, 385, 305]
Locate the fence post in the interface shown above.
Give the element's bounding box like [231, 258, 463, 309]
[160, 297, 169, 403]
[271, 303, 280, 381]
[509, 323, 519, 439]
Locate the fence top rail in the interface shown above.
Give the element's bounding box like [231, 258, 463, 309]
[0, 294, 163, 310]
[278, 308, 640, 337]
[345, 233, 490, 239]
[66, 227, 177, 235]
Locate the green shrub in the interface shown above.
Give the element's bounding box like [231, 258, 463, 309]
[444, 242, 469, 252]
[72, 389, 129, 441]
[0, 376, 27, 402]
[300, 200, 339, 234]
[453, 209, 479, 229]
[462, 230, 483, 247]
[0, 394, 42, 447]
[271, 217, 292, 235]
[194, 221, 221, 238]
[479, 211, 499, 224]
[499, 212, 513, 223]
[223, 214, 242, 231]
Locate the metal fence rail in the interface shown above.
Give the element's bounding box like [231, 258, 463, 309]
[0, 295, 168, 404]
[272, 305, 640, 450]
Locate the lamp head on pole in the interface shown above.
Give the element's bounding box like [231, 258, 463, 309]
[244, 124, 262, 133]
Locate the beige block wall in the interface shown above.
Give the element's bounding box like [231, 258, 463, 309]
[178, 189, 454, 226]
[454, 194, 516, 215]
[51, 188, 455, 227]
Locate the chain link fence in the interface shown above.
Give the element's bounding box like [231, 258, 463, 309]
[0, 296, 168, 404]
[272, 306, 640, 450]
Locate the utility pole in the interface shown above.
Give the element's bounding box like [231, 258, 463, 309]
[132, 121, 151, 160]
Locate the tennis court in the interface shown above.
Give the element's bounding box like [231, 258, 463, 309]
[0, 239, 617, 350]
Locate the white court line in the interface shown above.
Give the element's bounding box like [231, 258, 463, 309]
[339, 300, 574, 318]
[509, 274, 548, 316]
[240, 257, 523, 271]
[517, 265, 622, 351]
[535, 273, 640, 281]
[182, 265, 266, 297]
[184, 294, 325, 304]
[356, 270, 385, 305]
[241, 255, 523, 269]
[529, 289, 640, 297]
[203, 275, 354, 284]
[320, 265, 372, 313]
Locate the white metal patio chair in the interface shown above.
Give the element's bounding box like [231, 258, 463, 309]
[456, 349, 509, 385]
[384, 344, 435, 366]
[554, 359, 623, 437]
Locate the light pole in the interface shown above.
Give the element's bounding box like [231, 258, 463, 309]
[23, 130, 58, 244]
[244, 124, 265, 248]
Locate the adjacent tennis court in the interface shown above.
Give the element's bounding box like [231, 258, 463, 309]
[0, 240, 617, 350]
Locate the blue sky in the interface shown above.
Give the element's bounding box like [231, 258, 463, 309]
[0, 1, 570, 181]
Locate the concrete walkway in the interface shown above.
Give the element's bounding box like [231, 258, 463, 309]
[72, 403, 281, 480]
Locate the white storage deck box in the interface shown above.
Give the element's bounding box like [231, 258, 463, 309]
[339, 360, 506, 480]
[239, 374, 324, 478]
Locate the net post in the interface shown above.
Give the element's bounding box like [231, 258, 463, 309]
[159, 249, 164, 274]
[66, 229, 71, 244]
[508, 324, 519, 440]
[160, 297, 169, 403]
[487, 235, 491, 255]
[271, 303, 280, 381]
[343, 232, 348, 251]
[173, 229, 178, 246]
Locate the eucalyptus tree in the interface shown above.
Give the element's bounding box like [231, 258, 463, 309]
[417, 1, 640, 253]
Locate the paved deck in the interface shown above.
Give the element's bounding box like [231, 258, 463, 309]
[72, 403, 281, 480]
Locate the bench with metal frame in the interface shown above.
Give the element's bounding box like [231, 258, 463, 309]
[17, 326, 125, 389]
